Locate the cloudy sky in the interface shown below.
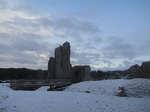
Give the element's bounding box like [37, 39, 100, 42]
[0, 0, 150, 71]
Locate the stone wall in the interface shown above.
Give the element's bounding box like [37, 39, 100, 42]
[72, 66, 91, 82]
[55, 42, 72, 79]
[48, 57, 55, 79]
[48, 42, 91, 82]
[48, 42, 72, 79]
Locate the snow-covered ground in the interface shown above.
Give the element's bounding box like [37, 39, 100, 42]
[65, 78, 150, 98]
[0, 79, 150, 112]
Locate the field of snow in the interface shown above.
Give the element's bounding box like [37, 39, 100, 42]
[0, 78, 150, 112]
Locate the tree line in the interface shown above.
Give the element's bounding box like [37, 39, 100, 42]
[0, 68, 124, 80]
[0, 68, 47, 80]
[90, 70, 125, 80]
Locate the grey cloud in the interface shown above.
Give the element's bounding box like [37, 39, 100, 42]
[133, 60, 143, 66]
[37, 17, 100, 34]
[0, 0, 8, 10]
[36, 18, 53, 27]
[13, 58, 37, 65]
[96, 60, 144, 71]
[1, 16, 100, 35]
[123, 60, 144, 69]
[125, 60, 143, 66]
[11, 50, 48, 66]
[0, 50, 45, 68]
[0, 46, 48, 69]
[53, 31, 83, 42]
[53, 18, 76, 30]
[0, 33, 47, 52]
[1, 17, 39, 29]
[138, 39, 150, 56]
[123, 60, 133, 67]
[13, 35, 47, 52]
[0, 16, 99, 51]
[102, 60, 114, 66]
[14, 40, 46, 51]
[99, 66, 125, 71]
[102, 38, 135, 59]
[0, 44, 11, 54]
[89, 36, 102, 43]
[71, 50, 102, 66]
[0, 32, 49, 68]
[0, 33, 15, 53]
[0, 0, 39, 15]
[107, 36, 122, 43]
[77, 21, 100, 33]
[11, 51, 37, 65]
[84, 45, 97, 50]
[12, 3, 39, 15]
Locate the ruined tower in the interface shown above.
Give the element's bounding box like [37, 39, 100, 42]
[48, 41, 91, 82]
[48, 42, 72, 79]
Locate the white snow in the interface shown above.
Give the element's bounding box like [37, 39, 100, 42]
[36, 86, 50, 91]
[64, 78, 150, 98]
[0, 79, 150, 112]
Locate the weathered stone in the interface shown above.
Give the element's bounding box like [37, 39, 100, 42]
[48, 42, 91, 82]
[55, 42, 72, 79]
[48, 42, 72, 79]
[48, 57, 55, 79]
[72, 66, 91, 82]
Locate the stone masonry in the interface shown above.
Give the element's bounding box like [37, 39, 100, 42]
[48, 42, 91, 82]
[72, 66, 91, 82]
[48, 42, 72, 79]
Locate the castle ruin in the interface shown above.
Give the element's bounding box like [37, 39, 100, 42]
[48, 42, 91, 82]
